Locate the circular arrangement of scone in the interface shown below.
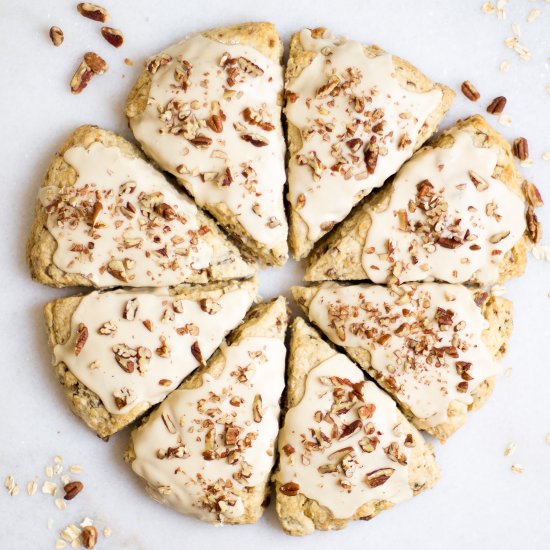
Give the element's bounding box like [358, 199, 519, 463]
[28, 22, 539, 536]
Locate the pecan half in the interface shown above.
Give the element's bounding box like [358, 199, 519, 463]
[486, 96, 507, 114]
[77, 3, 108, 22]
[101, 26, 124, 48]
[49, 26, 64, 47]
[81, 525, 98, 549]
[526, 207, 541, 243]
[63, 481, 83, 501]
[461, 80, 480, 101]
[512, 137, 529, 161]
[189, 134, 212, 148]
[522, 181, 544, 208]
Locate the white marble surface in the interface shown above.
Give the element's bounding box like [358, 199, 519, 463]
[1, 0, 549, 548]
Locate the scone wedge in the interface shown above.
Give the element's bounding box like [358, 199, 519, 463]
[126, 297, 288, 524]
[126, 22, 288, 266]
[274, 317, 438, 536]
[306, 115, 529, 285]
[44, 279, 257, 438]
[28, 125, 255, 289]
[285, 27, 455, 259]
[293, 282, 512, 442]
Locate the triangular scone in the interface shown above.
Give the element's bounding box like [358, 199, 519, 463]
[306, 115, 529, 284]
[285, 27, 455, 259]
[126, 297, 288, 524]
[44, 279, 257, 438]
[293, 282, 512, 442]
[126, 22, 288, 266]
[28, 125, 255, 288]
[273, 318, 438, 536]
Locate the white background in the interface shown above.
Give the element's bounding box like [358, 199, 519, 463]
[0, 0, 549, 548]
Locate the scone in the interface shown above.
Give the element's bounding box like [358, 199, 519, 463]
[285, 27, 455, 259]
[126, 22, 288, 266]
[28, 125, 255, 288]
[125, 297, 288, 524]
[305, 115, 528, 285]
[44, 279, 257, 438]
[273, 318, 438, 536]
[292, 282, 512, 442]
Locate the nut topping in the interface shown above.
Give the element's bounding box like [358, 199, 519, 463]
[240, 133, 269, 147]
[253, 394, 263, 423]
[522, 181, 544, 208]
[191, 341, 204, 365]
[123, 298, 139, 321]
[279, 482, 300, 496]
[74, 324, 88, 356]
[49, 26, 64, 47]
[77, 3, 108, 22]
[365, 467, 395, 488]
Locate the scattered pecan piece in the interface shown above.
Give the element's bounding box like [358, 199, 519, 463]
[189, 134, 212, 148]
[461, 80, 480, 101]
[74, 323, 88, 356]
[512, 137, 529, 161]
[279, 482, 300, 496]
[253, 394, 263, 423]
[522, 181, 544, 208]
[84, 52, 108, 74]
[155, 202, 176, 220]
[526, 207, 541, 243]
[240, 133, 269, 147]
[70, 60, 94, 94]
[77, 3, 108, 22]
[206, 114, 224, 133]
[101, 26, 124, 48]
[63, 481, 83, 500]
[81, 525, 98, 549]
[486, 96, 507, 114]
[364, 141, 379, 174]
[49, 26, 64, 47]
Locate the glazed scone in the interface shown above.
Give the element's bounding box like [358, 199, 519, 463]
[28, 125, 255, 288]
[126, 22, 288, 266]
[293, 282, 512, 442]
[273, 318, 438, 536]
[126, 297, 288, 524]
[44, 279, 257, 438]
[285, 27, 455, 259]
[305, 115, 528, 284]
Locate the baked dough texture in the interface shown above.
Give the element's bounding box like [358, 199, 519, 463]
[126, 22, 288, 267]
[274, 318, 439, 535]
[44, 278, 258, 438]
[125, 296, 289, 524]
[305, 115, 528, 283]
[27, 125, 256, 288]
[292, 284, 512, 442]
[286, 28, 455, 259]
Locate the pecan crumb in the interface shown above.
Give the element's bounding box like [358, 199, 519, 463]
[49, 26, 64, 46]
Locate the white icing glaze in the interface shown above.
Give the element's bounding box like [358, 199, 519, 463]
[275, 355, 413, 518]
[41, 142, 219, 287]
[131, 336, 286, 522]
[363, 130, 526, 284]
[286, 29, 443, 243]
[307, 283, 499, 427]
[54, 287, 254, 415]
[130, 34, 287, 250]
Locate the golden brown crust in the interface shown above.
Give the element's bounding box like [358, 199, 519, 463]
[44, 279, 258, 439]
[274, 318, 439, 536]
[126, 22, 287, 267]
[305, 115, 528, 282]
[286, 28, 455, 260]
[291, 285, 513, 443]
[27, 125, 256, 288]
[125, 296, 288, 524]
